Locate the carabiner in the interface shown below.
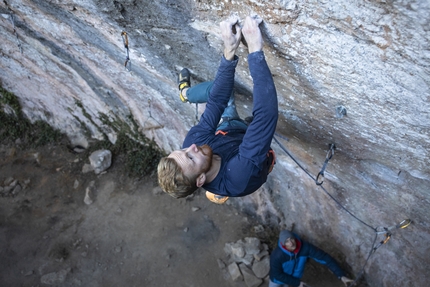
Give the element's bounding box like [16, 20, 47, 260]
[316, 172, 324, 185]
[121, 31, 129, 48]
[397, 219, 411, 229]
[121, 31, 131, 71]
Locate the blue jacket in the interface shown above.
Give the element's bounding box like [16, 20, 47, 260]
[269, 234, 345, 286]
[183, 52, 278, 197]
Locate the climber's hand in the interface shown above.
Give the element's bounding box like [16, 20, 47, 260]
[241, 14, 263, 54]
[220, 14, 242, 60]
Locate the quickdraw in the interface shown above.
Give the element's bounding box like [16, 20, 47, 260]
[121, 31, 131, 71]
[372, 219, 412, 253]
[272, 133, 413, 287]
[349, 219, 412, 286]
[315, 143, 336, 185]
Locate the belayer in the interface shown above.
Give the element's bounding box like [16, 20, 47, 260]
[157, 14, 278, 204]
[269, 230, 354, 287]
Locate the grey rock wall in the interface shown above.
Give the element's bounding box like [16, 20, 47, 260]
[0, 0, 428, 286]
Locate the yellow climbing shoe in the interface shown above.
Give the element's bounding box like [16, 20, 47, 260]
[178, 68, 191, 103]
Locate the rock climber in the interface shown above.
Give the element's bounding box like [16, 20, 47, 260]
[157, 14, 278, 204]
[269, 230, 354, 287]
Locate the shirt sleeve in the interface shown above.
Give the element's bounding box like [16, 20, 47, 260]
[239, 51, 278, 166]
[196, 55, 239, 134]
[307, 243, 346, 279]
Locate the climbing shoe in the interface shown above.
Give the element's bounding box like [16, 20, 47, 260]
[206, 191, 229, 204]
[178, 68, 191, 103]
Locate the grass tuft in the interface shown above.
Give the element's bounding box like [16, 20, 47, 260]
[1, 84, 165, 178]
[0, 85, 63, 147]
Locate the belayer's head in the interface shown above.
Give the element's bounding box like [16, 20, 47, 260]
[280, 230, 296, 251]
[157, 144, 213, 198]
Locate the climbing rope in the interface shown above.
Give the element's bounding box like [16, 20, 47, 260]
[272, 134, 411, 286]
[121, 31, 131, 71]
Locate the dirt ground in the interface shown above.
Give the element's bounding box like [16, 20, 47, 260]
[0, 140, 350, 287]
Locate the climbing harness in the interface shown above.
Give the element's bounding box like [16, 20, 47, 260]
[215, 130, 228, 136]
[272, 133, 412, 286]
[121, 31, 131, 71]
[267, 149, 276, 174]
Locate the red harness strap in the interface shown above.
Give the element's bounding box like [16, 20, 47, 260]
[267, 149, 276, 174]
[215, 130, 228, 136]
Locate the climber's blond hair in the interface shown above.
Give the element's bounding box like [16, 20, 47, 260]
[157, 156, 198, 198]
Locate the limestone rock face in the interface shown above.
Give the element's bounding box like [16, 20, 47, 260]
[0, 1, 428, 286]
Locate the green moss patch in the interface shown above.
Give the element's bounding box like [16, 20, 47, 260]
[88, 112, 165, 178]
[0, 85, 63, 147]
[87, 132, 165, 178]
[1, 84, 165, 178]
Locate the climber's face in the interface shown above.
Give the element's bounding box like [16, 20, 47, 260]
[168, 144, 213, 179]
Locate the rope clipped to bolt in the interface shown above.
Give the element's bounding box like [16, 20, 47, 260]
[315, 143, 336, 185]
[273, 134, 412, 286]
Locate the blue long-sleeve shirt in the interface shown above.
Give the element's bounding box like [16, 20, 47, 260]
[182, 51, 278, 197]
[270, 235, 345, 286]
